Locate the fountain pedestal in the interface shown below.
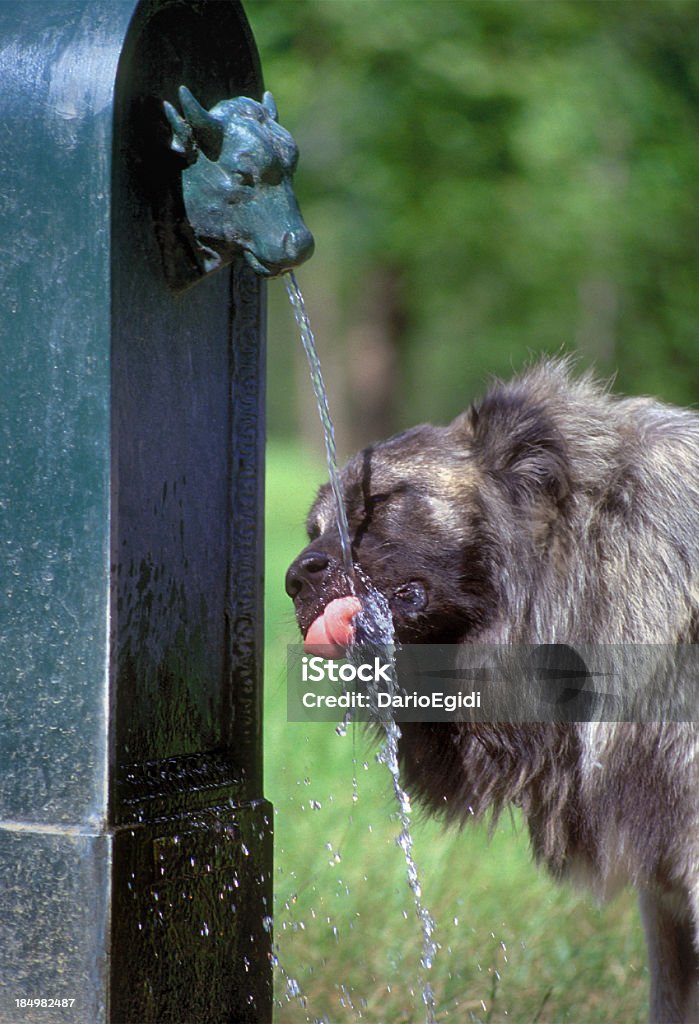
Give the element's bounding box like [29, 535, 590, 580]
[0, 3, 272, 1020]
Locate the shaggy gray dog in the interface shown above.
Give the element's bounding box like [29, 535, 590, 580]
[286, 361, 699, 1022]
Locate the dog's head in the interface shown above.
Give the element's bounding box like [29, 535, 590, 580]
[286, 371, 573, 649]
[286, 422, 493, 646]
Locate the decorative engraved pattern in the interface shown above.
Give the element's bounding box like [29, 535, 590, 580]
[116, 752, 244, 821]
[228, 262, 266, 793]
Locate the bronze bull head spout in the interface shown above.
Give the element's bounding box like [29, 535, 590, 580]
[164, 86, 314, 282]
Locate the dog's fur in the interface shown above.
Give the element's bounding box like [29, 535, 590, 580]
[286, 360, 699, 1022]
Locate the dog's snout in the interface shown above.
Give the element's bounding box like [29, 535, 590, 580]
[285, 550, 331, 599]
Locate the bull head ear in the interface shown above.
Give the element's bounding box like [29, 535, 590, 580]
[262, 91, 279, 122]
[163, 100, 196, 162]
[178, 85, 224, 161]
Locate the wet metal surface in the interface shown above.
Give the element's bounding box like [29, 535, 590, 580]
[1, 2, 273, 1020]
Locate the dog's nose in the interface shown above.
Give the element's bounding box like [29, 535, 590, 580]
[285, 550, 330, 599]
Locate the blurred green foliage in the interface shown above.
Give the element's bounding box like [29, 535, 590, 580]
[247, 0, 699, 450]
[254, 9, 687, 1015]
[254, 9, 697, 1016]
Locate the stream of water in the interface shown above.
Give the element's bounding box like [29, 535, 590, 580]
[285, 271, 438, 1024]
[285, 273, 354, 577]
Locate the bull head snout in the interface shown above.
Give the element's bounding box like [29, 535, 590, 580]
[283, 227, 315, 269]
[242, 218, 315, 278]
[164, 86, 314, 285]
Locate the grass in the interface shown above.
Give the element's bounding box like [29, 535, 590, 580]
[264, 439, 648, 1023]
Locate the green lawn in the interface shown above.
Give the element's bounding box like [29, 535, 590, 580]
[264, 440, 647, 1023]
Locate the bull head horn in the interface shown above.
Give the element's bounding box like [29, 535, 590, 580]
[262, 91, 279, 122]
[178, 85, 224, 160]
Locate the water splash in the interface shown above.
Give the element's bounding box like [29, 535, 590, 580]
[285, 271, 354, 578]
[270, 948, 309, 1014]
[350, 583, 438, 1023]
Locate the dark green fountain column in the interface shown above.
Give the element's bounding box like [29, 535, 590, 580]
[0, 3, 272, 1021]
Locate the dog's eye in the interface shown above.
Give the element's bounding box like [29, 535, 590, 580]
[367, 492, 391, 508]
[392, 581, 428, 612]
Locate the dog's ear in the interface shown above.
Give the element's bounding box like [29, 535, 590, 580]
[452, 391, 570, 503]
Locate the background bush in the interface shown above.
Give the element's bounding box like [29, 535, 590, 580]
[249, 0, 699, 454]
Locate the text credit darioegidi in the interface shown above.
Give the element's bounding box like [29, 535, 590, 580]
[300, 655, 481, 711]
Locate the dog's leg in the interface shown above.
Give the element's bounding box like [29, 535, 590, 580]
[639, 889, 699, 1023]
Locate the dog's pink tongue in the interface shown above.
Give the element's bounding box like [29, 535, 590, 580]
[304, 596, 362, 657]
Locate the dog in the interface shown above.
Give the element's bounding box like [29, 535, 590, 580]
[286, 359, 699, 1023]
